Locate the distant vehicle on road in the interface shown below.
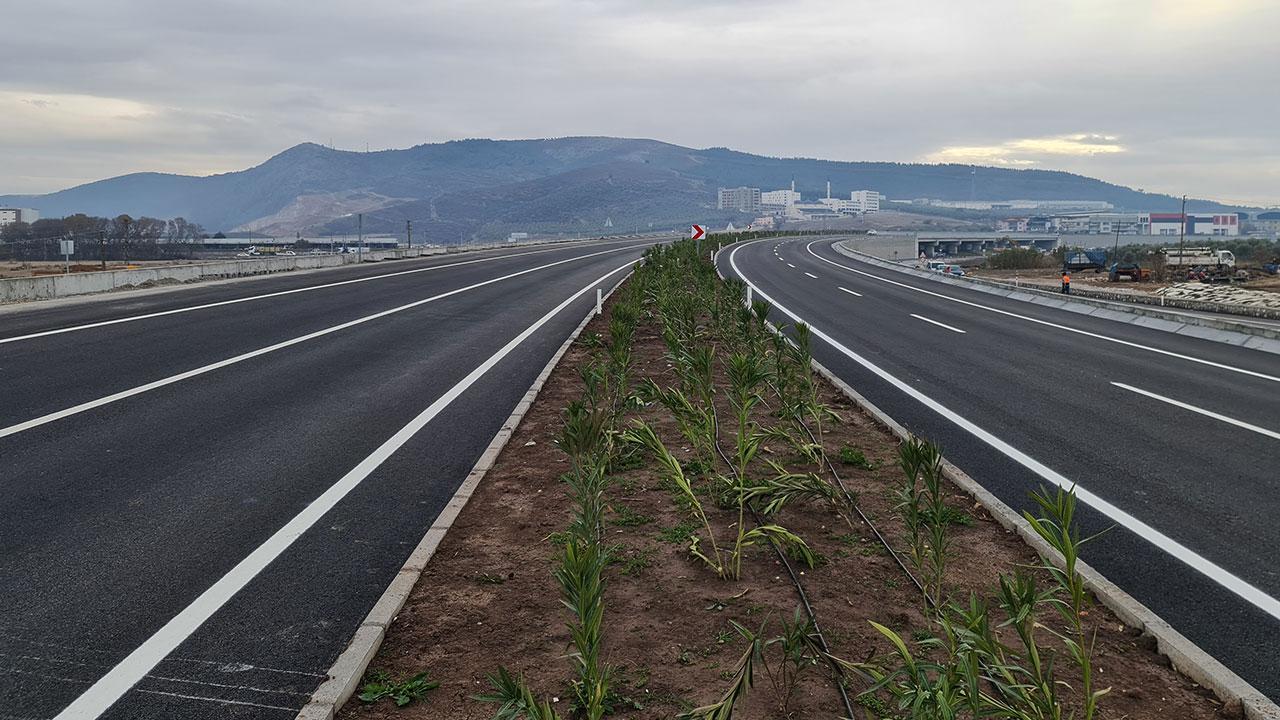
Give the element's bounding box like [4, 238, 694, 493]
[926, 260, 965, 277]
[866, 229, 878, 235]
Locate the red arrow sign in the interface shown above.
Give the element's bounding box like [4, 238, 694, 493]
[690, 224, 705, 240]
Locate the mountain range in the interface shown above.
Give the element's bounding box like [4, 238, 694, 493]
[0, 137, 1248, 243]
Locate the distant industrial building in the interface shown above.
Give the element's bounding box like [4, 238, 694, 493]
[717, 187, 762, 213]
[1247, 211, 1280, 234]
[998, 210, 1239, 237]
[1149, 213, 1239, 236]
[849, 190, 881, 213]
[760, 188, 800, 212]
[0, 208, 39, 227]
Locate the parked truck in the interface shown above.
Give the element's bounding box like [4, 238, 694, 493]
[1064, 250, 1109, 272]
[1161, 247, 1236, 268]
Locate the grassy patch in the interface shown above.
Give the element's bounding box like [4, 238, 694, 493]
[609, 503, 654, 527]
[838, 444, 876, 470]
[357, 670, 439, 707]
[657, 520, 699, 545]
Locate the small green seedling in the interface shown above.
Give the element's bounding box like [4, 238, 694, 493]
[358, 670, 439, 707]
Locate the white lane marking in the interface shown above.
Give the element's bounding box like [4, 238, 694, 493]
[910, 313, 966, 334]
[777, 257, 785, 262]
[1112, 382, 1280, 441]
[787, 263, 796, 268]
[804, 272, 818, 279]
[730, 241, 1280, 622]
[0, 245, 637, 441]
[133, 690, 294, 713]
[837, 287, 863, 298]
[51, 260, 637, 720]
[803, 241, 1280, 385]
[0, 239, 639, 346]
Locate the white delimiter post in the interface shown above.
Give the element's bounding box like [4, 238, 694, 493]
[596, 288, 603, 316]
[747, 285, 753, 307]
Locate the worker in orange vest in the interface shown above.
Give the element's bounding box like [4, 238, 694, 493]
[1061, 269, 1071, 294]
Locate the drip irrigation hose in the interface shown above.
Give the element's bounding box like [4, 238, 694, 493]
[709, 405, 859, 720]
[796, 417, 930, 603]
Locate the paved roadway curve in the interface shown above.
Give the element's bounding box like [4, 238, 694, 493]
[720, 236, 1280, 701]
[0, 237, 658, 719]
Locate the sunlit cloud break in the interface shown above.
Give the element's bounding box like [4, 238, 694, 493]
[926, 133, 1126, 166]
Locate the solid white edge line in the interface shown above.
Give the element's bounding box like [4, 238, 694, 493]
[0, 245, 637, 441]
[837, 286, 862, 298]
[1112, 382, 1280, 441]
[803, 240, 1280, 385]
[51, 258, 639, 720]
[729, 239, 1280, 622]
[0, 239, 640, 346]
[910, 313, 967, 334]
[804, 272, 818, 279]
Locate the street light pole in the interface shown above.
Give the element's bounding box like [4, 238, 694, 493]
[358, 213, 364, 261]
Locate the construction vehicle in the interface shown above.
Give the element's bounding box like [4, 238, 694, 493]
[1162, 247, 1235, 268]
[1109, 262, 1151, 282]
[1064, 250, 1109, 272]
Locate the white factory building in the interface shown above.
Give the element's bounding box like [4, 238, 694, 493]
[720, 182, 882, 220]
[716, 187, 762, 213]
[0, 208, 39, 227]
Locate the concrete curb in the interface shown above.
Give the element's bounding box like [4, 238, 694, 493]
[810, 360, 1279, 720]
[294, 270, 633, 720]
[832, 241, 1280, 355]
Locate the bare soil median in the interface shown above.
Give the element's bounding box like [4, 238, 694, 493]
[341, 237, 1227, 720]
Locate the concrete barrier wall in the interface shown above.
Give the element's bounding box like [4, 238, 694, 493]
[841, 234, 917, 261]
[0, 242, 583, 304]
[0, 247, 451, 304]
[832, 240, 1280, 353]
[834, 240, 1280, 323]
[1, 234, 672, 305]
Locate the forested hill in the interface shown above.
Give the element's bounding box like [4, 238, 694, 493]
[0, 137, 1242, 242]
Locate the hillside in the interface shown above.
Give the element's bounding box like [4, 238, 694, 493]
[0, 137, 1247, 243]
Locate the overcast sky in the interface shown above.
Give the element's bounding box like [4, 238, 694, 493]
[3, 0, 1277, 205]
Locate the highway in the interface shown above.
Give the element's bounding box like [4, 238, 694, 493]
[720, 236, 1280, 700]
[0, 237, 655, 719]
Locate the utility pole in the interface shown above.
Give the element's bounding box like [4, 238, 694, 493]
[1177, 194, 1187, 281]
[406, 219, 412, 249]
[357, 213, 363, 261]
[99, 231, 106, 270]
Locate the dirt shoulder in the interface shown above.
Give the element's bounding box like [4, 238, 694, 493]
[340, 254, 1228, 719]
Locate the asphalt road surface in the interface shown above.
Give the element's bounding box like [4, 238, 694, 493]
[0, 237, 658, 719]
[720, 236, 1280, 701]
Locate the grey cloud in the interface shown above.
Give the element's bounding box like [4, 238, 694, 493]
[1, 0, 1277, 205]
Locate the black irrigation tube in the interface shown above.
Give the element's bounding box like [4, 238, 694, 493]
[709, 405, 858, 720]
[795, 417, 930, 604]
